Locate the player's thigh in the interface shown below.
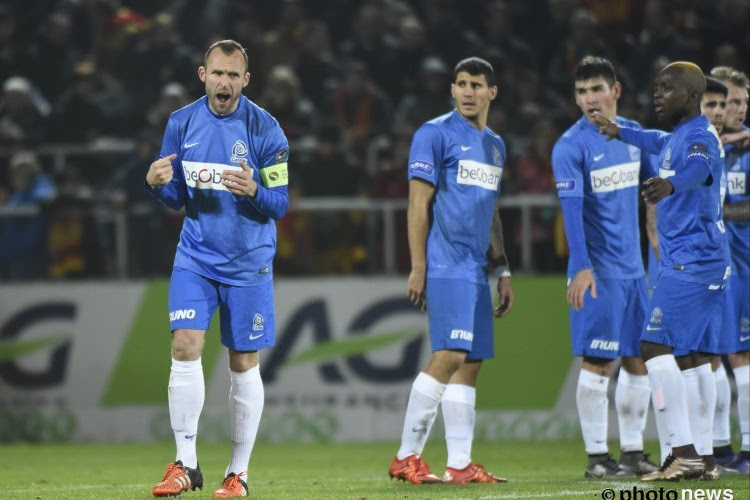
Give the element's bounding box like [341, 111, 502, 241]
[569, 278, 622, 359]
[426, 278, 480, 354]
[643, 276, 725, 353]
[218, 279, 275, 351]
[168, 266, 219, 332]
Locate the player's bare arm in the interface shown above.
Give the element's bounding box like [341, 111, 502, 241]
[221, 161, 258, 197]
[723, 200, 750, 221]
[487, 202, 514, 317]
[406, 178, 435, 309]
[645, 203, 660, 258]
[591, 111, 621, 141]
[641, 177, 674, 204]
[146, 153, 177, 188]
[721, 129, 750, 147]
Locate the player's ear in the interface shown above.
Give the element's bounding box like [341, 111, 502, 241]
[489, 85, 498, 101]
[243, 71, 250, 88]
[613, 81, 622, 100]
[198, 66, 206, 83]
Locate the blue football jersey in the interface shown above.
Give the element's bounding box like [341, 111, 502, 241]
[407, 110, 506, 284]
[149, 96, 289, 286]
[724, 126, 750, 276]
[552, 116, 652, 279]
[651, 115, 730, 284]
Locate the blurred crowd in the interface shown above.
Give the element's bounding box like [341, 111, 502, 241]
[0, 0, 748, 279]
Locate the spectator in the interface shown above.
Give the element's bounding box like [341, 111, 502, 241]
[0, 151, 56, 280]
[0, 76, 50, 146]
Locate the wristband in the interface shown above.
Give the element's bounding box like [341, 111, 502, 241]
[494, 267, 511, 278]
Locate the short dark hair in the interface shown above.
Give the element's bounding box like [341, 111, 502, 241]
[203, 39, 248, 72]
[704, 76, 728, 97]
[574, 56, 617, 86]
[454, 57, 495, 87]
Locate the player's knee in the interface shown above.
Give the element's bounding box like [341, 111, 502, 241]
[171, 329, 204, 360]
[581, 356, 614, 376]
[639, 341, 671, 361]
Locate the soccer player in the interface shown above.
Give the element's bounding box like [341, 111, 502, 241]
[551, 56, 658, 478]
[388, 57, 513, 485]
[594, 61, 730, 481]
[146, 40, 290, 498]
[644, 76, 730, 473]
[710, 66, 750, 474]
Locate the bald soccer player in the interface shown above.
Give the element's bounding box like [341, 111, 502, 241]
[593, 62, 730, 481]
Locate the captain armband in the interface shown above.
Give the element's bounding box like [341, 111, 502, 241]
[259, 162, 289, 188]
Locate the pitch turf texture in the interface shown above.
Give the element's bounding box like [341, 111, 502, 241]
[1, 442, 748, 500]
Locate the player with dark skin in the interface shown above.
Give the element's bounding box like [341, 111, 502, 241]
[594, 65, 706, 207]
[594, 65, 721, 472]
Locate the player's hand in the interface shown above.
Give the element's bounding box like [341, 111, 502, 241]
[222, 161, 258, 197]
[494, 276, 514, 317]
[146, 153, 176, 188]
[721, 129, 750, 148]
[591, 112, 620, 141]
[567, 268, 596, 311]
[407, 267, 426, 311]
[641, 177, 674, 204]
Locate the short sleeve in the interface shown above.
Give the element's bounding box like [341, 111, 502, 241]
[407, 123, 443, 186]
[551, 138, 584, 198]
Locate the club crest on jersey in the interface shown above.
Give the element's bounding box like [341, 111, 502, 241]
[231, 140, 248, 163]
[628, 144, 640, 162]
[649, 307, 662, 325]
[492, 146, 502, 166]
[252, 313, 264, 331]
[662, 148, 671, 169]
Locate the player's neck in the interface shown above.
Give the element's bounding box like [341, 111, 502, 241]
[459, 111, 487, 131]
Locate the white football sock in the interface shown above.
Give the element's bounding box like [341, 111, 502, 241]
[576, 369, 610, 455]
[733, 365, 750, 452]
[646, 355, 693, 450]
[397, 372, 445, 460]
[226, 365, 264, 476]
[169, 357, 204, 469]
[615, 369, 651, 452]
[442, 384, 476, 469]
[682, 364, 716, 456]
[713, 364, 732, 447]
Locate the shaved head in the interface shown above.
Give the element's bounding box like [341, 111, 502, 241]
[661, 61, 706, 95]
[653, 61, 706, 127]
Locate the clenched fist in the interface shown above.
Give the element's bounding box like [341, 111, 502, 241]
[146, 153, 176, 188]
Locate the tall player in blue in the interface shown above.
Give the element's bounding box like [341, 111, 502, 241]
[388, 57, 513, 485]
[551, 56, 658, 478]
[711, 66, 750, 474]
[146, 40, 289, 498]
[595, 62, 730, 481]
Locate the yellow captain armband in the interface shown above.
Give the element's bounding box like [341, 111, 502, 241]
[259, 162, 289, 188]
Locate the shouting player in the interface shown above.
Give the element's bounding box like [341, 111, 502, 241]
[147, 39, 290, 498]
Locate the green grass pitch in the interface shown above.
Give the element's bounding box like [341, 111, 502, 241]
[1, 441, 748, 500]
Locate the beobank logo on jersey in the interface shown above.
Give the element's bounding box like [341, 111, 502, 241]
[182, 161, 242, 191]
[457, 160, 502, 191]
[589, 161, 639, 193]
[728, 171, 746, 195]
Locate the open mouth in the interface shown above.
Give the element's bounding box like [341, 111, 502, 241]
[587, 108, 600, 117]
[216, 91, 231, 105]
[654, 105, 663, 114]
